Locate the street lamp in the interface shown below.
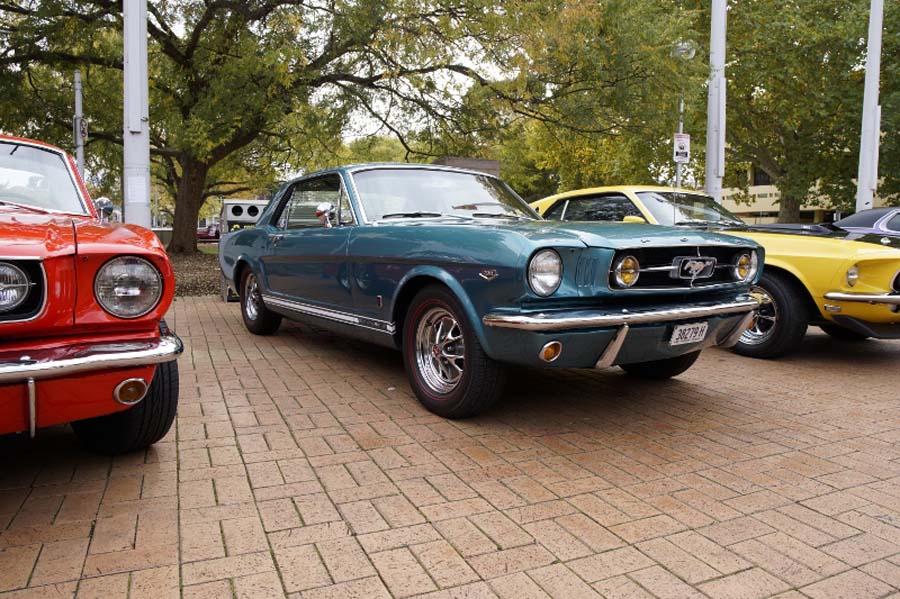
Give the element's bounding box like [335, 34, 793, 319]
[672, 40, 696, 189]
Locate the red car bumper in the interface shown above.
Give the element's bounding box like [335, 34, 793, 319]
[0, 333, 182, 436]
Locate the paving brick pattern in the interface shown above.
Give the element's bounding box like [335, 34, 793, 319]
[1, 295, 899, 598]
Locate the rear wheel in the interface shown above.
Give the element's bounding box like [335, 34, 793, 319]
[733, 271, 808, 359]
[241, 269, 282, 335]
[402, 285, 505, 418]
[72, 361, 179, 455]
[819, 323, 869, 342]
[620, 351, 701, 379]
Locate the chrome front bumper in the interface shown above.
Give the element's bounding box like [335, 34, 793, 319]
[0, 333, 183, 385]
[482, 298, 760, 332]
[823, 292, 900, 306]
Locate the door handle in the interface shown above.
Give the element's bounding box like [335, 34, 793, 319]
[269, 233, 284, 245]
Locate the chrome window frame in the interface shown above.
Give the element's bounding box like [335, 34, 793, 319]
[0, 140, 91, 216]
[274, 173, 358, 231]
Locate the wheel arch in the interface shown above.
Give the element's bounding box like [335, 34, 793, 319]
[390, 268, 491, 352]
[761, 262, 822, 322]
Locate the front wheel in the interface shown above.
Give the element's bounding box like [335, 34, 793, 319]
[241, 269, 282, 335]
[402, 285, 506, 418]
[620, 351, 701, 379]
[732, 271, 808, 359]
[819, 323, 869, 342]
[72, 360, 179, 455]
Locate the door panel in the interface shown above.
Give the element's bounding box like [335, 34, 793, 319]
[260, 174, 353, 310]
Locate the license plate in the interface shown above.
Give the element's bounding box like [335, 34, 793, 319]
[669, 322, 708, 346]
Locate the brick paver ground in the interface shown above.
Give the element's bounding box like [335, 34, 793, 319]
[2, 295, 900, 598]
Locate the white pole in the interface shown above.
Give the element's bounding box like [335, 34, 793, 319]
[123, 0, 151, 227]
[676, 94, 684, 188]
[73, 70, 85, 177]
[705, 0, 727, 203]
[855, 0, 883, 213]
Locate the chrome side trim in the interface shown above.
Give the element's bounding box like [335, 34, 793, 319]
[594, 324, 629, 369]
[0, 333, 183, 384]
[720, 310, 756, 348]
[483, 298, 759, 332]
[823, 292, 900, 306]
[27, 377, 36, 438]
[262, 294, 396, 334]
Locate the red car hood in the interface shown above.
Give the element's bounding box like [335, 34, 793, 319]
[0, 207, 77, 257]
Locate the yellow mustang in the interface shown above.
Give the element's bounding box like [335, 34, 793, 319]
[532, 186, 900, 358]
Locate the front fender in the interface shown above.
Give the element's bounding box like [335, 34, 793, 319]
[391, 265, 494, 354]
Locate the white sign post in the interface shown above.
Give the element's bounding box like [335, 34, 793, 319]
[855, 0, 883, 213]
[123, 0, 152, 228]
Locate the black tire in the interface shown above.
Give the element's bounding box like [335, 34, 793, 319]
[240, 268, 282, 335]
[72, 360, 179, 455]
[819, 323, 869, 342]
[402, 285, 506, 418]
[732, 271, 809, 359]
[620, 351, 701, 379]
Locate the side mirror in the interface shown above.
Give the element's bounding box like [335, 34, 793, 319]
[622, 215, 647, 224]
[95, 197, 114, 220]
[316, 202, 336, 228]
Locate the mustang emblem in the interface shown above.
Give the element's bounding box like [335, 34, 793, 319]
[672, 256, 717, 280]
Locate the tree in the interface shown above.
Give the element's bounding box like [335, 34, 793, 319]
[0, 0, 526, 252]
[717, 0, 899, 220]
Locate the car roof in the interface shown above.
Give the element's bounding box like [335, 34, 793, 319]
[0, 134, 66, 154]
[834, 207, 897, 228]
[287, 163, 502, 185]
[539, 185, 707, 204]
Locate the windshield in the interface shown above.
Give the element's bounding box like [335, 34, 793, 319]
[637, 191, 743, 226]
[351, 168, 536, 222]
[0, 142, 86, 214]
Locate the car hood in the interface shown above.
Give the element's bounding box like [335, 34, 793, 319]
[497, 220, 756, 249]
[0, 206, 76, 257]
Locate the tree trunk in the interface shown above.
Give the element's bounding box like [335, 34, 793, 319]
[167, 159, 210, 254]
[777, 194, 802, 223]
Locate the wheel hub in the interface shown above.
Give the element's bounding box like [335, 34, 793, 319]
[415, 306, 466, 395]
[740, 285, 777, 345]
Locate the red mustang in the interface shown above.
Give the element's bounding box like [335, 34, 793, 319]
[0, 135, 181, 454]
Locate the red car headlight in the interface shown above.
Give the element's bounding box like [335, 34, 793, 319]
[94, 256, 163, 318]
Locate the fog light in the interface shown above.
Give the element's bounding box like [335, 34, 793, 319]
[539, 341, 563, 362]
[114, 378, 148, 405]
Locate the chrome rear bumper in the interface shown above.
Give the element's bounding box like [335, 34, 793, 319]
[824, 292, 900, 306]
[0, 333, 183, 385]
[483, 298, 759, 332]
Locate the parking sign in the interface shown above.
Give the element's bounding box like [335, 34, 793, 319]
[673, 133, 690, 164]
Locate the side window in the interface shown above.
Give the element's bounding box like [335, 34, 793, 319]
[542, 200, 567, 220]
[276, 175, 342, 230]
[563, 195, 642, 222]
[886, 214, 900, 232]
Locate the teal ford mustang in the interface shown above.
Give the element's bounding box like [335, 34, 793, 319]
[219, 165, 762, 418]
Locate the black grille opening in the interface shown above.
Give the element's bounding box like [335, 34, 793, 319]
[0, 260, 45, 322]
[609, 246, 750, 290]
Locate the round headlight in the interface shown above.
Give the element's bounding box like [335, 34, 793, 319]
[94, 256, 163, 318]
[528, 249, 562, 296]
[733, 251, 759, 283]
[0, 262, 30, 312]
[846, 265, 859, 287]
[613, 255, 640, 288]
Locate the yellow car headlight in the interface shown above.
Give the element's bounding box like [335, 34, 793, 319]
[614, 255, 640, 288]
[846, 265, 859, 287]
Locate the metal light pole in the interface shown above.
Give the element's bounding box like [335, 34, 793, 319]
[123, 0, 151, 227]
[855, 0, 883, 213]
[73, 70, 85, 177]
[672, 40, 696, 189]
[705, 0, 727, 203]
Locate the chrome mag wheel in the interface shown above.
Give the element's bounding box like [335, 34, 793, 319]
[415, 307, 466, 394]
[244, 273, 262, 321]
[741, 285, 777, 345]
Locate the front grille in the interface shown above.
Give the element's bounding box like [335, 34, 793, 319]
[609, 246, 751, 290]
[0, 259, 46, 322]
